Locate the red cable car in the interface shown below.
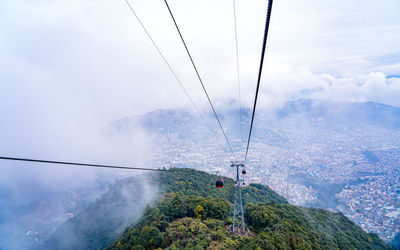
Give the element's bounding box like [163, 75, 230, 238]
[242, 169, 246, 175]
[215, 179, 224, 188]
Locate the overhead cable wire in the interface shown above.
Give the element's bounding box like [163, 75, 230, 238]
[0, 156, 168, 171]
[232, 0, 243, 144]
[163, 0, 237, 161]
[124, 0, 205, 121]
[244, 0, 274, 164]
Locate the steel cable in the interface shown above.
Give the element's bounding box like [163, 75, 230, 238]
[244, 0, 274, 164]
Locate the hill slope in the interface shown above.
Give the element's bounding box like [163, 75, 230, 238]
[42, 168, 286, 250]
[41, 175, 155, 250]
[106, 169, 392, 250]
[156, 168, 287, 205]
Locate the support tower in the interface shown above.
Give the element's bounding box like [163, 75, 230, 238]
[231, 161, 245, 233]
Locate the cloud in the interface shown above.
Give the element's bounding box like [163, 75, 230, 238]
[249, 64, 400, 108]
[1, 0, 400, 114]
[0, 0, 399, 167]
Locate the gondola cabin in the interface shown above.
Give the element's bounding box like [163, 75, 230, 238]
[215, 179, 224, 188]
[242, 169, 246, 175]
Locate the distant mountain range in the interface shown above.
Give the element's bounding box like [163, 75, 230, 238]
[277, 99, 400, 129]
[113, 99, 400, 151]
[130, 98, 400, 129]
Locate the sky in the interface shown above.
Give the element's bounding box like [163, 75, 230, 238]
[0, 0, 400, 166]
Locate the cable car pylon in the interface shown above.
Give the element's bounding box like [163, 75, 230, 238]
[231, 160, 246, 233]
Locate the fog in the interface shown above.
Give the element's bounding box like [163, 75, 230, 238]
[41, 173, 158, 250]
[0, 118, 155, 249]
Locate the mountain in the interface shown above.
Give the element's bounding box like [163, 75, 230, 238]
[106, 168, 392, 250]
[42, 168, 393, 250]
[41, 168, 286, 250]
[41, 175, 155, 250]
[120, 99, 400, 140]
[0, 172, 114, 250]
[277, 99, 400, 129]
[155, 168, 287, 205]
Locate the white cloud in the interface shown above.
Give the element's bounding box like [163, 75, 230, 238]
[1, 0, 400, 162]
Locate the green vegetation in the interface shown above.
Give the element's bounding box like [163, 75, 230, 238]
[244, 203, 390, 249]
[107, 194, 236, 250]
[107, 169, 393, 250]
[156, 168, 287, 204]
[42, 168, 286, 250]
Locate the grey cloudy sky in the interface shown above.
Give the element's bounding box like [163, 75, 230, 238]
[1, 0, 400, 164]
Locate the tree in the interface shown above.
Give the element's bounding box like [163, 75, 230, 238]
[194, 205, 204, 220]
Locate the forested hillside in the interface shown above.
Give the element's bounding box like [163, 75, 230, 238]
[107, 169, 393, 250]
[42, 168, 286, 249]
[156, 168, 287, 205]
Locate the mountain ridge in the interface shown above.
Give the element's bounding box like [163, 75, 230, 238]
[107, 168, 393, 250]
[41, 168, 286, 250]
[42, 168, 394, 250]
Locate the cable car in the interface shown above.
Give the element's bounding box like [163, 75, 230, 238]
[242, 169, 246, 175]
[215, 179, 224, 188]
